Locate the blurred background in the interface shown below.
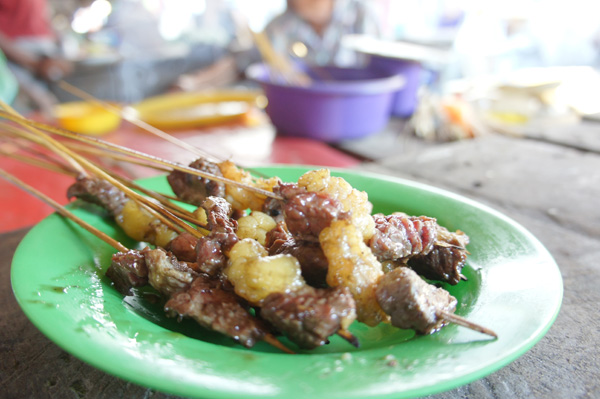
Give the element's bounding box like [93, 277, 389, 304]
[2, 0, 600, 231]
[2, 0, 600, 133]
[3, 0, 600, 109]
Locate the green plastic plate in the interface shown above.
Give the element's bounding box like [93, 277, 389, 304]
[11, 166, 562, 399]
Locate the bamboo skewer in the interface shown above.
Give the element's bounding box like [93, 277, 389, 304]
[2, 118, 206, 232]
[438, 310, 498, 338]
[0, 167, 294, 354]
[336, 329, 360, 348]
[2, 113, 205, 239]
[264, 335, 295, 354]
[0, 122, 76, 167]
[0, 168, 127, 252]
[0, 103, 88, 176]
[57, 80, 272, 180]
[64, 141, 172, 173]
[0, 110, 283, 201]
[250, 29, 312, 86]
[1, 130, 200, 226]
[57, 80, 220, 162]
[0, 148, 78, 177]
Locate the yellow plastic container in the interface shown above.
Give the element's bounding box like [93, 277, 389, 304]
[54, 101, 122, 136]
[130, 90, 261, 130]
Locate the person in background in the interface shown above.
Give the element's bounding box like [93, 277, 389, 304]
[0, 0, 73, 115]
[265, 0, 382, 67]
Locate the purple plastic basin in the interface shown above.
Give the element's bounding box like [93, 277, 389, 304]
[368, 55, 423, 118]
[247, 63, 404, 142]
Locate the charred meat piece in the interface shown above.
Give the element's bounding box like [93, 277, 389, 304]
[370, 213, 469, 285]
[261, 286, 356, 349]
[376, 267, 457, 334]
[167, 232, 198, 263]
[106, 250, 149, 295]
[202, 196, 237, 234]
[144, 248, 199, 298]
[67, 176, 128, 216]
[195, 232, 237, 276]
[276, 183, 350, 242]
[195, 196, 239, 276]
[369, 213, 438, 262]
[165, 276, 268, 348]
[407, 226, 469, 285]
[265, 222, 329, 287]
[105, 247, 197, 297]
[408, 248, 466, 286]
[167, 158, 225, 206]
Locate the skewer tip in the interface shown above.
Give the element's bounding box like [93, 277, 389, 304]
[438, 310, 498, 338]
[264, 334, 295, 354]
[337, 329, 360, 348]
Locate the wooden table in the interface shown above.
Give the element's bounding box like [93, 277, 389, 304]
[2, 126, 599, 398]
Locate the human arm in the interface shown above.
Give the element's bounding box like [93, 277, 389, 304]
[0, 32, 72, 81]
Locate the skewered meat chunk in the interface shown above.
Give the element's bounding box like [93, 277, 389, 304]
[67, 176, 178, 247]
[298, 169, 375, 240]
[167, 158, 225, 206]
[165, 275, 269, 348]
[106, 247, 197, 297]
[106, 250, 148, 295]
[237, 211, 277, 246]
[106, 247, 271, 349]
[67, 175, 127, 216]
[370, 213, 469, 285]
[203, 196, 237, 233]
[116, 201, 179, 248]
[266, 221, 329, 287]
[408, 245, 467, 286]
[144, 248, 198, 297]
[195, 234, 237, 276]
[376, 267, 457, 334]
[218, 160, 279, 212]
[320, 219, 388, 327]
[225, 238, 305, 305]
[167, 232, 198, 263]
[277, 183, 350, 242]
[369, 213, 438, 262]
[195, 196, 239, 276]
[261, 286, 356, 349]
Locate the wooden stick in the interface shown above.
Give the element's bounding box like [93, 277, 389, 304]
[5, 119, 204, 238]
[0, 101, 88, 176]
[0, 122, 74, 165]
[57, 81, 272, 179]
[438, 310, 498, 338]
[57, 80, 219, 162]
[0, 124, 208, 231]
[250, 29, 311, 86]
[0, 110, 283, 201]
[65, 141, 172, 173]
[0, 168, 128, 252]
[264, 334, 295, 354]
[110, 174, 202, 224]
[336, 329, 360, 348]
[0, 136, 195, 222]
[0, 149, 78, 177]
